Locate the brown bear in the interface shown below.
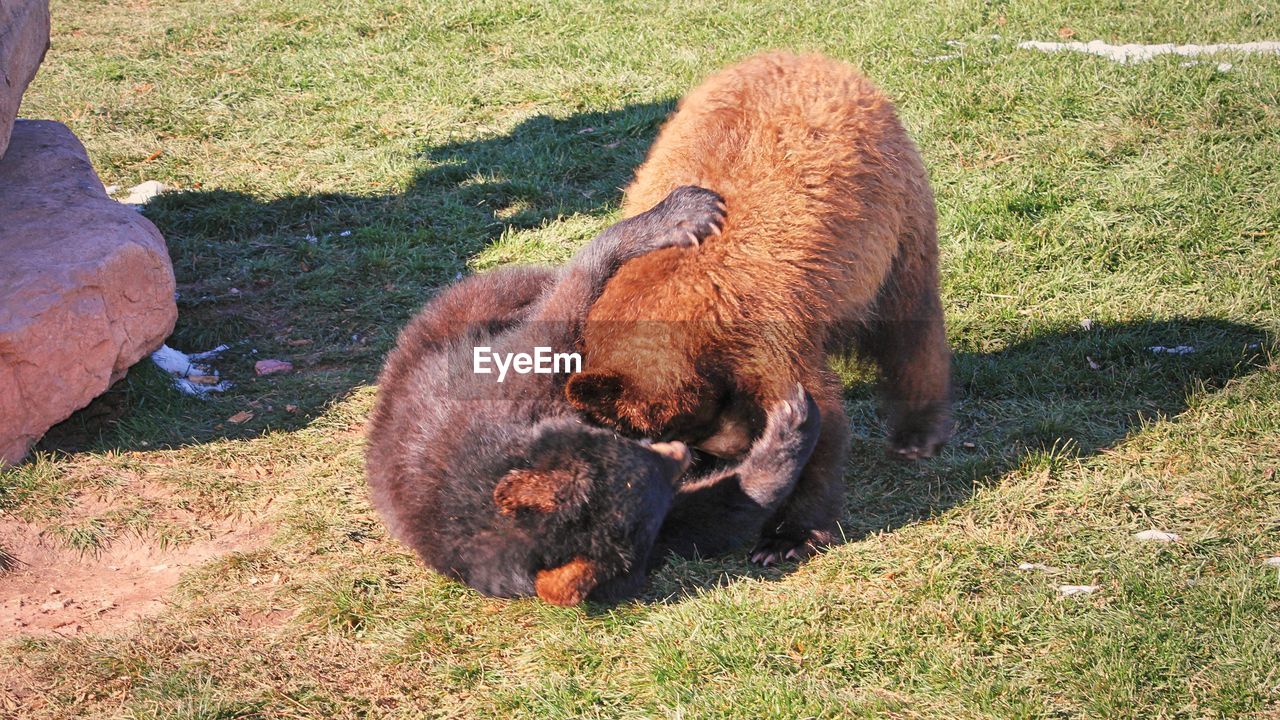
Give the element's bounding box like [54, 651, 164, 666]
[366, 186, 822, 605]
[566, 52, 953, 564]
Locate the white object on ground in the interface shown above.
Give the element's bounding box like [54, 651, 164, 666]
[1133, 529, 1181, 543]
[120, 180, 166, 208]
[1057, 584, 1100, 597]
[1150, 345, 1195, 355]
[1263, 557, 1280, 567]
[151, 344, 232, 397]
[1018, 39, 1280, 64]
[1018, 562, 1061, 573]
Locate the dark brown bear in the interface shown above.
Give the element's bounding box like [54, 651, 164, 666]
[566, 52, 953, 564]
[366, 186, 821, 605]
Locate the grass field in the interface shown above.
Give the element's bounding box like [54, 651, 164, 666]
[2, 0, 1279, 717]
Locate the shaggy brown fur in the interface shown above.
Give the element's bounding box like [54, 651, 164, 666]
[367, 186, 823, 604]
[566, 52, 952, 563]
[367, 188, 724, 605]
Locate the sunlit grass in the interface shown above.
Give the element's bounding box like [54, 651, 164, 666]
[1, 0, 1277, 717]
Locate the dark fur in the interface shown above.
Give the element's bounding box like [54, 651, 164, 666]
[596, 384, 821, 600]
[366, 187, 820, 604]
[652, 386, 820, 563]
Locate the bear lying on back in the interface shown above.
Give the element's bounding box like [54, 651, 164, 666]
[567, 52, 953, 564]
[366, 186, 822, 604]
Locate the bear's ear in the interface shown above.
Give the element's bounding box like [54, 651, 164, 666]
[565, 371, 625, 415]
[535, 557, 598, 606]
[493, 468, 585, 515]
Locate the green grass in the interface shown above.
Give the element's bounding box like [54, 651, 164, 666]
[2, 0, 1279, 717]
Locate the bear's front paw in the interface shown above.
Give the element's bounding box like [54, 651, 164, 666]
[888, 411, 953, 460]
[749, 527, 834, 567]
[774, 383, 818, 435]
[651, 185, 725, 249]
[753, 383, 821, 464]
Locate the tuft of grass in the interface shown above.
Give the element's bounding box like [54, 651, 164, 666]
[48, 518, 114, 556]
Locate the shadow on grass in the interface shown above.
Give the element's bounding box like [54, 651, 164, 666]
[636, 317, 1270, 604]
[35, 100, 677, 454]
[21, 103, 1271, 605]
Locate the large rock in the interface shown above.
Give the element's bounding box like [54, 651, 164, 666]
[0, 0, 49, 160]
[0, 120, 177, 465]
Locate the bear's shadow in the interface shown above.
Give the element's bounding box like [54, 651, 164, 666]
[36, 101, 678, 452]
[28, 103, 1271, 608]
[627, 316, 1268, 607]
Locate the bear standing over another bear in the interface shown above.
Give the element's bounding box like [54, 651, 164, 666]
[366, 52, 952, 604]
[568, 52, 953, 565]
[366, 186, 825, 605]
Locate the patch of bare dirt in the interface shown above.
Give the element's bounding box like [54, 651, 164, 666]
[0, 482, 271, 637]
